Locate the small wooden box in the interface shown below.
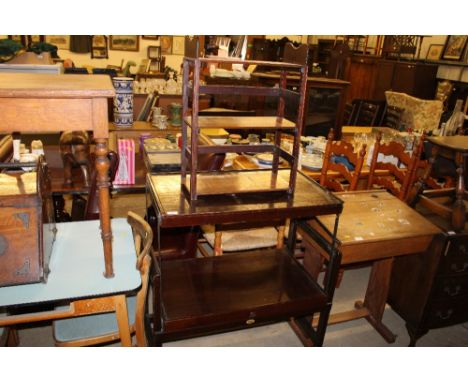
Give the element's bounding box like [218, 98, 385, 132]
[0, 159, 56, 287]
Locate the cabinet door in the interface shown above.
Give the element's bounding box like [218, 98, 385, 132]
[373, 61, 395, 101]
[345, 56, 378, 103]
[392, 63, 417, 95]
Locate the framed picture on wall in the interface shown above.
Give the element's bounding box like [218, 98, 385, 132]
[109, 35, 139, 51]
[45, 35, 70, 50]
[160, 36, 173, 54]
[91, 35, 108, 59]
[426, 44, 443, 61]
[441, 35, 468, 61]
[142, 35, 159, 40]
[172, 36, 185, 55]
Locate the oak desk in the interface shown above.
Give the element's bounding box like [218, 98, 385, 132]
[299, 190, 442, 342]
[0, 219, 140, 346]
[0, 73, 115, 277]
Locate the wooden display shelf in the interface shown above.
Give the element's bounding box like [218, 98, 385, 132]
[184, 116, 296, 130]
[156, 248, 327, 339]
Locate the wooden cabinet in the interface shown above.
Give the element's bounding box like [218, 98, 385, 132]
[345, 56, 438, 102]
[387, 231, 468, 346]
[344, 55, 380, 102]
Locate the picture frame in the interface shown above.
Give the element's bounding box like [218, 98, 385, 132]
[91, 35, 108, 59]
[147, 45, 161, 59]
[109, 35, 139, 52]
[426, 44, 444, 61]
[142, 35, 159, 40]
[160, 36, 173, 54]
[172, 36, 185, 55]
[45, 35, 70, 50]
[441, 35, 468, 61]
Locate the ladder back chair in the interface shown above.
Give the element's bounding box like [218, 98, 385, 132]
[53, 211, 152, 347]
[320, 129, 367, 192]
[367, 131, 424, 201]
[354, 100, 381, 126]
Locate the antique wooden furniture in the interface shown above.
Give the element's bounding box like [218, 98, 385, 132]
[182, 42, 308, 200]
[408, 136, 468, 232]
[367, 131, 423, 201]
[388, 229, 468, 346]
[0, 218, 140, 346]
[344, 57, 438, 103]
[147, 170, 343, 346]
[299, 190, 442, 343]
[384, 105, 404, 129]
[59, 130, 91, 187]
[0, 157, 56, 287]
[319, 129, 367, 192]
[0, 73, 116, 277]
[72, 150, 120, 221]
[353, 100, 382, 126]
[251, 73, 350, 139]
[53, 212, 152, 347]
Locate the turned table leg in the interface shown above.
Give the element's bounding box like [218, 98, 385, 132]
[95, 138, 114, 278]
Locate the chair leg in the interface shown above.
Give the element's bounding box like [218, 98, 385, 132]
[214, 230, 223, 256]
[276, 225, 285, 248]
[6, 328, 20, 347]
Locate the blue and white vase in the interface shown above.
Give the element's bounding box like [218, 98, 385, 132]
[112, 77, 134, 128]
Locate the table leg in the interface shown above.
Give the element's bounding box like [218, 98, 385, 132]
[354, 257, 396, 343]
[95, 138, 114, 278]
[114, 294, 132, 347]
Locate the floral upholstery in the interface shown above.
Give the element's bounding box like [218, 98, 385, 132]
[385, 91, 443, 133]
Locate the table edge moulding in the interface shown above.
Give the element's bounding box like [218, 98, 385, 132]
[0, 72, 116, 277]
[181, 38, 309, 201]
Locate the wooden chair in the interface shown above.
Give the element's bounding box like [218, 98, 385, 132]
[52, 211, 152, 347]
[71, 150, 119, 221]
[384, 105, 404, 130]
[367, 131, 424, 201]
[0, 321, 18, 347]
[354, 100, 381, 126]
[319, 129, 367, 192]
[343, 103, 357, 126]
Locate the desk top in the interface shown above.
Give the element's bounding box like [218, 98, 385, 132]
[148, 169, 342, 228]
[0, 73, 115, 98]
[0, 218, 140, 307]
[309, 190, 442, 263]
[427, 136, 468, 153]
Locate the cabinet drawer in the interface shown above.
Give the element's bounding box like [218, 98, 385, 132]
[425, 297, 468, 329]
[438, 236, 468, 275]
[432, 274, 468, 299]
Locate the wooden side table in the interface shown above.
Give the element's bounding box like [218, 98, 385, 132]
[299, 190, 442, 343]
[0, 73, 116, 277]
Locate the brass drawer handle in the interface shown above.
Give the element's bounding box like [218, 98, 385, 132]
[443, 285, 461, 297]
[246, 318, 256, 325]
[450, 262, 468, 273]
[436, 309, 453, 320]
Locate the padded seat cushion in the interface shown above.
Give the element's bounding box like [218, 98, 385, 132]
[53, 295, 136, 343]
[203, 226, 278, 252]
